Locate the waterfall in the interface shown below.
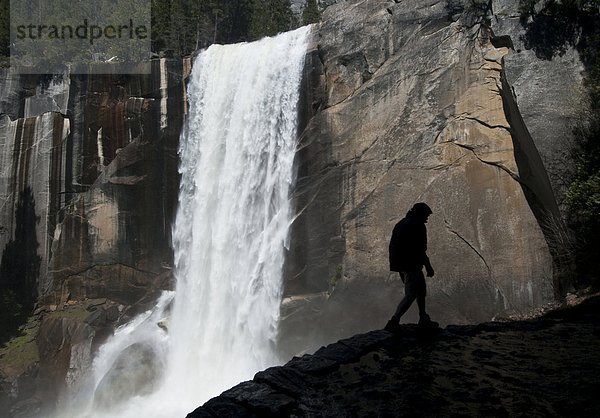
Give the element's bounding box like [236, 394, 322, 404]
[166, 23, 310, 405]
[61, 26, 311, 418]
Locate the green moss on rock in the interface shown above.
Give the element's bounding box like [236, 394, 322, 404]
[0, 318, 40, 376]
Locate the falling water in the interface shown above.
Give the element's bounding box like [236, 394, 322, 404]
[166, 23, 310, 406]
[61, 26, 311, 418]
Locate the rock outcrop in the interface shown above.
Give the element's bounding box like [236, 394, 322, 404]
[491, 0, 585, 206]
[0, 298, 121, 415]
[188, 295, 600, 417]
[489, 0, 587, 296]
[92, 342, 162, 409]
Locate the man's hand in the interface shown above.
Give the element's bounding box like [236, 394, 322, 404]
[426, 266, 435, 277]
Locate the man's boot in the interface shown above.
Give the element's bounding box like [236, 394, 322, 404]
[418, 313, 439, 328]
[384, 317, 401, 332]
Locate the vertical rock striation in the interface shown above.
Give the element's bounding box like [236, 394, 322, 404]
[0, 89, 70, 299]
[0, 60, 190, 413]
[1, 60, 190, 306]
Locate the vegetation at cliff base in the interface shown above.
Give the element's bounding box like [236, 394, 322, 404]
[0, 317, 40, 374]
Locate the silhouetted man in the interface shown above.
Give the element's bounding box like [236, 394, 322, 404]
[385, 202, 438, 331]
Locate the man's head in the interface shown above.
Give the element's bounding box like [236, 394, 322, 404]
[407, 202, 432, 222]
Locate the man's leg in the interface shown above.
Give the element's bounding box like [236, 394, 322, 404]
[391, 271, 418, 321]
[414, 272, 438, 326]
[414, 270, 427, 319]
[393, 292, 416, 320]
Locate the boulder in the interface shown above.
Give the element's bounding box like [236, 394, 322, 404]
[36, 315, 95, 406]
[92, 342, 162, 410]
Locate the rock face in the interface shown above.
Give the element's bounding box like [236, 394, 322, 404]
[281, 0, 571, 356]
[491, 0, 585, 207]
[0, 96, 70, 297]
[0, 299, 121, 416]
[488, 0, 587, 296]
[188, 295, 600, 417]
[0, 60, 190, 415]
[0, 60, 190, 305]
[36, 315, 95, 402]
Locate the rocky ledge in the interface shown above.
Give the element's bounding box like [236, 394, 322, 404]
[188, 295, 600, 417]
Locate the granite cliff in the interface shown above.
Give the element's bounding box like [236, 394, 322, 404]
[0, 60, 191, 413]
[0, 60, 191, 305]
[280, 0, 584, 356]
[0, 0, 590, 414]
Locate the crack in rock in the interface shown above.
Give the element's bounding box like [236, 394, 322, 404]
[451, 142, 521, 183]
[462, 116, 510, 132]
[444, 219, 514, 310]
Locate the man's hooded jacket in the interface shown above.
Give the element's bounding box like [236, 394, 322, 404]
[389, 213, 430, 272]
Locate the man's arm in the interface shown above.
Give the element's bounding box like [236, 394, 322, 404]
[424, 255, 434, 277]
[422, 224, 434, 277]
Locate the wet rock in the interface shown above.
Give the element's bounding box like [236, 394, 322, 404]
[194, 381, 296, 418]
[254, 367, 313, 397]
[190, 397, 257, 418]
[93, 342, 162, 410]
[157, 319, 169, 332]
[36, 316, 95, 407]
[0, 59, 190, 306]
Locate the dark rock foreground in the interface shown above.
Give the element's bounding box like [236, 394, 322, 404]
[189, 296, 600, 417]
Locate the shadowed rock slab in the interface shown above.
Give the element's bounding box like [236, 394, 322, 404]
[189, 295, 600, 417]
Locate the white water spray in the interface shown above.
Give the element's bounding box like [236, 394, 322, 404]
[166, 24, 310, 405]
[61, 26, 311, 418]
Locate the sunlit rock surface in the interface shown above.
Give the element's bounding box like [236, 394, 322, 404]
[281, 0, 583, 356]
